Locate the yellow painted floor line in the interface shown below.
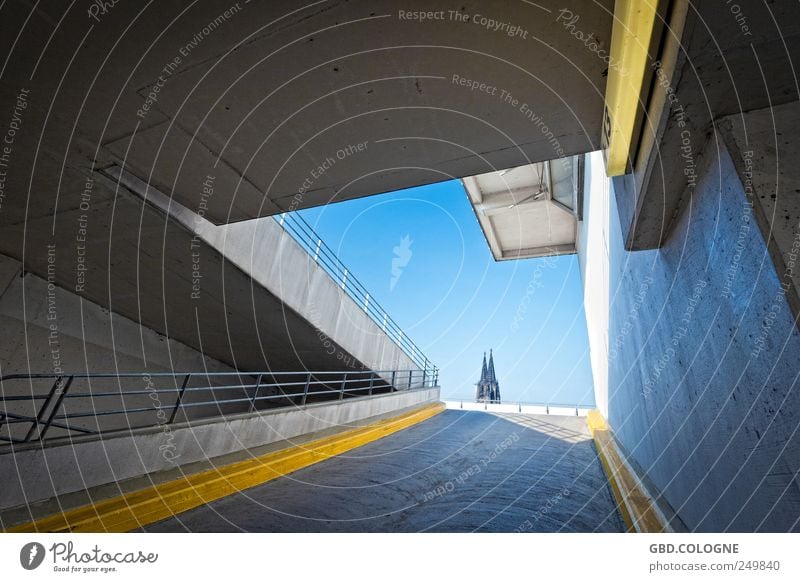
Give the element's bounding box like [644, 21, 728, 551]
[8, 401, 445, 533]
[587, 410, 667, 533]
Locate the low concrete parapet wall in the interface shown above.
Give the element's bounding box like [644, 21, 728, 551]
[0, 387, 439, 512]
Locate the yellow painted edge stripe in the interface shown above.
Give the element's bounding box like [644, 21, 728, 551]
[603, 0, 660, 176]
[587, 409, 666, 533]
[7, 401, 445, 533]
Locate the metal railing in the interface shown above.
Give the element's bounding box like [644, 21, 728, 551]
[274, 211, 432, 371]
[0, 368, 439, 445]
[448, 400, 593, 416]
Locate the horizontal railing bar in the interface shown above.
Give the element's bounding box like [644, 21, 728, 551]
[0, 414, 99, 434]
[1, 379, 401, 401]
[0, 394, 52, 401]
[453, 400, 594, 408]
[0, 369, 430, 382]
[53, 382, 425, 420]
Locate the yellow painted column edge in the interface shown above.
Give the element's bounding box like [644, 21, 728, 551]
[602, 0, 662, 176]
[7, 401, 445, 533]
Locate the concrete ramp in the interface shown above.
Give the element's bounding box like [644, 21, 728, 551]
[144, 410, 624, 532]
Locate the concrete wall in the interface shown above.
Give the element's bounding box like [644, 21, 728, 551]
[0, 387, 439, 512]
[578, 143, 800, 532]
[0, 254, 235, 377]
[576, 155, 611, 419]
[0, 252, 246, 436]
[718, 101, 800, 322]
[109, 168, 420, 377]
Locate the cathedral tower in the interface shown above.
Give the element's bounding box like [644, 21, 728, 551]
[476, 349, 501, 403]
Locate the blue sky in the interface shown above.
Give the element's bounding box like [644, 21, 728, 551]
[299, 179, 595, 406]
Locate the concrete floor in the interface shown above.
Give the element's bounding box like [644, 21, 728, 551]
[143, 410, 624, 532]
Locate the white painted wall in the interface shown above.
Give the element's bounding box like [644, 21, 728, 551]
[576, 152, 612, 418]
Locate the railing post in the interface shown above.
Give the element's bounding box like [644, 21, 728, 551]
[169, 374, 192, 424]
[422, 368, 426, 388]
[301, 372, 311, 406]
[339, 373, 348, 400]
[249, 374, 263, 413]
[368, 372, 374, 396]
[36, 376, 74, 442]
[364, 293, 369, 312]
[341, 269, 348, 289]
[24, 375, 64, 442]
[313, 239, 321, 262]
[408, 369, 413, 390]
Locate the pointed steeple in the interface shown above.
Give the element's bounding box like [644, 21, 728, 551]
[476, 349, 501, 404]
[487, 349, 496, 383]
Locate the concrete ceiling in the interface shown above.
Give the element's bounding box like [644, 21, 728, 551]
[0, 0, 612, 231]
[462, 158, 580, 260]
[0, 0, 612, 369]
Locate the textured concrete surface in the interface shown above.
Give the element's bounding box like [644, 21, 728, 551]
[0, 388, 439, 512]
[143, 410, 624, 532]
[718, 100, 800, 323]
[0, 1, 612, 227]
[0, 0, 613, 379]
[109, 169, 419, 378]
[0, 254, 234, 379]
[615, 1, 800, 249]
[578, 138, 800, 531]
[0, 178, 417, 375]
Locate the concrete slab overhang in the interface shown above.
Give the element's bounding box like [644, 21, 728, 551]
[0, 0, 613, 232]
[462, 156, 583, 260]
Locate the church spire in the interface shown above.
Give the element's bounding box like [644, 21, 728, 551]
[475, 349, 501, 404]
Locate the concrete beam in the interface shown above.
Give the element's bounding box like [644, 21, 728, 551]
[616, 0, 800, 250]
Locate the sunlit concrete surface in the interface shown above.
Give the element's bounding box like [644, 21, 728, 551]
[143, 410, 624, 532]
